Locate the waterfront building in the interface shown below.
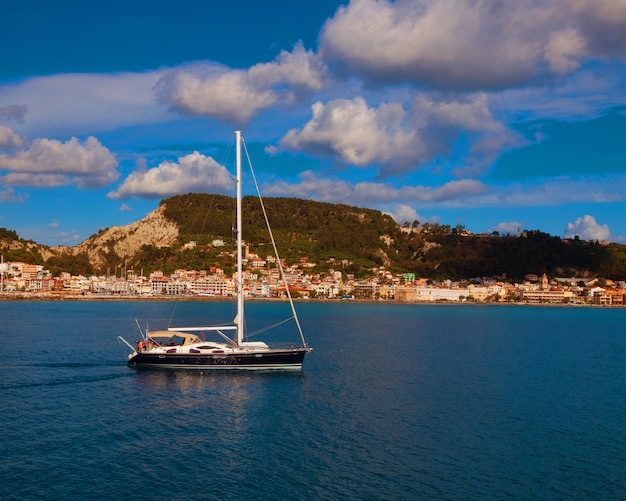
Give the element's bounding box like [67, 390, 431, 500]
[593, 288, 626, 305]
[190, 275, 228, 295]
[521, 288, 575, 303]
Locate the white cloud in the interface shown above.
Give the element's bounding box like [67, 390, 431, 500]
[385, 205, 427, 225]
[155, 64, 278, 125]
[263, 170, 487, 206]
[52, 231, 82, 244]
[0, 125, 24, 149]
[491, 221, 524, 235]
[544, 28, 586, 74]
[564, 214, 611, 241]
[0, 71, 170, 138]
[119, 203, 133, 212]
[108, 151, 234, 199]
[0, 186, 28, 203]
[273, 97, 416, 170]
[247, 42, 328, 93]
[0, 136, 118, 188]
[319, 0, 626, 89]
[155, 42, 327, 125]
[273, 94, 525, 177]
[262, 170, 626, 214]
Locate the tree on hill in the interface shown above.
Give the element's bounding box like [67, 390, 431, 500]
[0, 228, 20, 241]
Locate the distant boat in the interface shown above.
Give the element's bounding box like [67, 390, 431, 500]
[118, 131, 312, 369]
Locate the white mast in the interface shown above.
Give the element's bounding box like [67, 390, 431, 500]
[235, 130, 244, 346]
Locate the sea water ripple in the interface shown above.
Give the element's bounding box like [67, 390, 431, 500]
[0, 301, 625, 500]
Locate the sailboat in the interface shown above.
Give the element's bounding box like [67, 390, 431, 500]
[118, 131, 312, 369]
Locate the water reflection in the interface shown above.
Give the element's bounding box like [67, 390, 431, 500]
[130, 370, 304, 425]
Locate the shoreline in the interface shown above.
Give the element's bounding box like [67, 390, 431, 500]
[0, 291, 620, 307]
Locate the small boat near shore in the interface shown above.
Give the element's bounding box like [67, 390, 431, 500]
[118, 131, 312, 369]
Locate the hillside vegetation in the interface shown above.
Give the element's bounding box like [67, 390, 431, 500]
[163, 193, 399, 270]
[3, 194, 626, 281]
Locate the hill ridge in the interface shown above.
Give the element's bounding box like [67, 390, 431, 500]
[2, 194, 626, 281]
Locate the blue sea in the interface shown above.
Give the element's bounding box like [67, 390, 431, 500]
[1, 300, 625, 500]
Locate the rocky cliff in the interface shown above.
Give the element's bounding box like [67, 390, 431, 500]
[53, 205, 179, 269]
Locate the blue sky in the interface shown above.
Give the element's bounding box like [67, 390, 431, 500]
[2, 0, 626, 246]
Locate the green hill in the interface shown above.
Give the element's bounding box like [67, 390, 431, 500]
[3, 194, 626, 281]
[158, 193, 400, 277]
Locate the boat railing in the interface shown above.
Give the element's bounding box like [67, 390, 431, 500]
[261, 342, 309, 350]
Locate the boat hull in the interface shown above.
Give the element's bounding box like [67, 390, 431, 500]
[128, 348, 309, 370]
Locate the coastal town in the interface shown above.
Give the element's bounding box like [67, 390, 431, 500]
[2, 250, 625, 305]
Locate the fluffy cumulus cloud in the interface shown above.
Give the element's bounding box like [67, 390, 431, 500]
[155, 42, 327, 126]
[491, 221, 524, 235]
[108, 152, 234, 199]
[273, 94, 524, 177]
[564, 214, 611, 241]
[385, 204, 428, 225]
[272, 97, 416, 171]
[319, 0, 626, 89]
[0, 125, 24, 150]
[0, 136, 118, 188]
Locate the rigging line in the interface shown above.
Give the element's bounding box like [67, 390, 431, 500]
[246, 316, 295, 338]
[241, 136, 308, 348]
[214, 329, 237, 345]
[167, 303, 178, 328]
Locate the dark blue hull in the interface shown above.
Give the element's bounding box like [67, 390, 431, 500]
[128, 348, 309, 370]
